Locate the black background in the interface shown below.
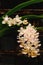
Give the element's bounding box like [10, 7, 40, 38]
[0, 0, 43, 65]
[0, 0, 43, 9]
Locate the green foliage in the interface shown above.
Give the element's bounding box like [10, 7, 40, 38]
[3, 0, 43, 16]
[22, 15, 43, 20]
[36, 27, 43, 31]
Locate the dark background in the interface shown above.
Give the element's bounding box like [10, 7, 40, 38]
[0, 0, 43, 65]
[0, 0, 43, 9]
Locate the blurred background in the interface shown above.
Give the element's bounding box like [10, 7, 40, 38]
[0, 0, 43, 65]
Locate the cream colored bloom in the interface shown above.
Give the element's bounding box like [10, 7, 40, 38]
[14, 15, 22, 25]
[21, 47, 40, 58]
[15, 15, 22, 21]
[2, 15, 9, 24]
[23, 20, 28, 25]
[17, 23, 41, 58]
[7, 18, 14, 26]
[2, 15, 29, 26]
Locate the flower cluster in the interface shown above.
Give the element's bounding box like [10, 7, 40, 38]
[17, 23, 41, 58]
[2, 15, 41, 58]
[2, 15, 28, 26]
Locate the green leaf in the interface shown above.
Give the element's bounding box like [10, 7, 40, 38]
[4, 0, 43, 16]
[22, 15, 43, 19]
[36, 27, 43, 31]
